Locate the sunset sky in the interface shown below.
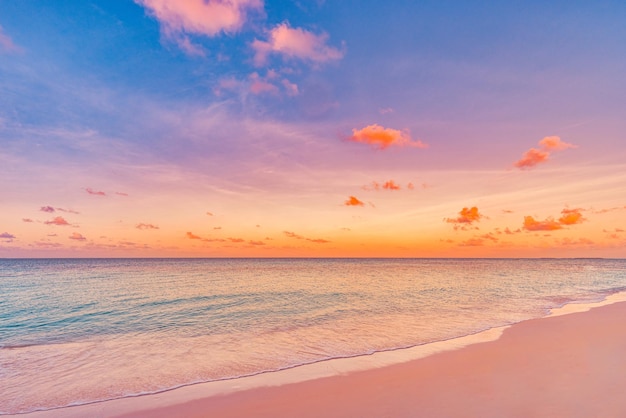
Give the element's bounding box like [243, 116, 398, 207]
[1, 1, 625, 257]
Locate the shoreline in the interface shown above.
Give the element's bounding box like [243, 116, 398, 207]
[12, 291, 626, 417]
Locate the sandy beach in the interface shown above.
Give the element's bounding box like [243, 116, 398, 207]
[19, 298, 626, 418]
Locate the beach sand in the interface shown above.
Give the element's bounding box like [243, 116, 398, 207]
[20, 299, 626, 418]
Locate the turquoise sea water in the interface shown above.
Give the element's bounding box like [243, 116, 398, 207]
[1, 258, 625, 414]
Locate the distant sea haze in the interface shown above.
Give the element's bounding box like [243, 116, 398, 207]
[1, 258, 625, 414]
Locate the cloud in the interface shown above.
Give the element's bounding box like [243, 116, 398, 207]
[228, 237, 245, 243]
[40, 206, 56, 213]
[345, 196, 365, 206]
[281, 79, 299, 96]
[136, 223, 160, 230]
[57, 208, 80, 214]
[515, 136, 577, 169]
[186, 231, 202, 239]
[523, 208, 586, 231]
[458, 238, 485, 247]
[558, 208, 585, 225]
[249, 72, 279, 95]
[514, 148, 549, 169]
[248, 240, 266, 245]
[379, 107, 393, 114]
[446, 207, 483, 225]
[0, 232, 15, 239]
[44, 216, 71, 226]
[86, 188, 106, 196]
[0, 26, 21, 53]
[523, 216, 562, 231]
[206, 212, 214, 216]
[347, 124, 427, 150]
[539, 136, 577, 151]
[22, 218, 33, 223]
[136, 0, 263, 55]
[115, 192, 129, 197]
[252, 22, 344, 66]
[283, 231, 331, 244]
[382, 180, 401, 190]
[69, 232, 87, 241]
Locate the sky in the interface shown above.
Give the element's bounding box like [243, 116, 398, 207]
[1, 0, 626, 258]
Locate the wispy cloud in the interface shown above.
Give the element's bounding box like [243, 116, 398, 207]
[86, 188, 106, 196]
[22, 218, 34, 223]
[514, 136, 577, 169]
[283, 231, 330, 243]
[252, 22, 344, 66]
[0, 232, 15, 241]
[44, 216, 71, 226]
[186, 231, 202, 239]
[347, 124, 427, 150]
[136, 223, 160, 230]
[0, 25, 21, 53]
[344, 196, 365, 206]
[69, 232, 87, 241]
[40, 206, 56, 213]
[136, 0, 263, 55]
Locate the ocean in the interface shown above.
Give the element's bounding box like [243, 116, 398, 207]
[1, 258, 625, 415]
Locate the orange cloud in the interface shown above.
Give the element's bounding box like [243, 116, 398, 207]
[514, 148, 549, 169]
[558, 208, 585, 225]
[515, 136, 576, 169]
[44, 216, 71, 226]
[523, 216, 562, 231]
[458, 238, 485, 247]
[345, 196, 365, 206]
[86, 188, 106, 196]
[523, 208, 586, 231]
[248, 240, 266, 246]
[137, 0, 262, 55]
[186, 231, 202, 239]
[228, 238, 245, 243]
[283, 231, 331, 244]
[446, 207, 483, 225]
[348, 124, 427, 150]
[69, 232, 86, 241]
[383, 180, 401, 190]
[252, 23, 344, 66]
[136, 223, 160, 230]
[539, 136, 577, 151]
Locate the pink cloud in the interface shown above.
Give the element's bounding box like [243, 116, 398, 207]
[69, 232, 87, 241]
[40, 206, 55, 213]
[115, 192, 129, 197]
[86, 188, 106, 196]
[137, 0, 262, 55]
[348, 124, 427, 150]
[249, 72, 279, 95]
[136, 223, 160, 230]
[0, 232, 15, 239]
[0, 26, 21, 53]
[22, 218, 34, 223]
[281, 79, 299, 96]
[57, 208, 80, 214]
[514, 136, 576, 170]
[252, 22, 344, 66]
[345, 196, 365, 207]
[44, 216, 71, 226]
